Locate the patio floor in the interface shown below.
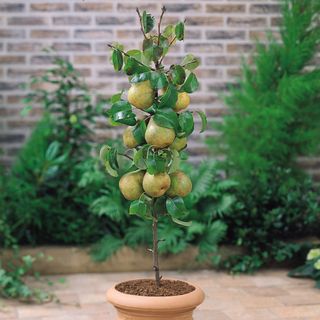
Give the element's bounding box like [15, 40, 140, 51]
[1, 269, 320, 320]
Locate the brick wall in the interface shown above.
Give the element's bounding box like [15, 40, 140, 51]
[1, 0, 318, 179]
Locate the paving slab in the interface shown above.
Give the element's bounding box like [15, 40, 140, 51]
[0, 269, 319, 320]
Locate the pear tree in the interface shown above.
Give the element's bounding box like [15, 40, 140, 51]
[100, 7, 207, 287]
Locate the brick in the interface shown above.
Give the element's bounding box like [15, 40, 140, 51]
[75, 3, 112, 12]
[227, 68, 242, 77]
[7, 43, 42, 52]
[250, 4, 281, 14]
[30, 55, 68, 65]
[7, 17, 48, 25]
[227, 17, 267, 27]
[271, 17, 282, 27]
[98, 69, 124, 78]
[186, 30, 202, 40]
[116, 29, 140, 39]
[75, 29, 113, 39]
[206, 56, 241, 66]
[196, 68, 222, 79]
[0, 82, 22, 90]
[187, 16, 223, 26]
[0, 56, 25, 64]
[0, 29, 25, 38]
[53, 16, 91, 25]
[30, 3, 69, 12]
[206, 30, 245, 40]
[96, 17, 135, 25]
[117, 3, 157, 12]
[53, 43, 91, 52]
[7, 68, 45, 78]
[74, 55, 108, 64]
[0, 134, 25, 143]
[206, 4, 246, 13]
[6, 95, 27, 104]
[227, 43, 254, 53]
[185, 43, 223, 53]
[31, 30, 69, 39]
[249, 31, 281, 41]
[0, 3, 24, 12]
[165, 4, 201, 12]
[7, 120, 38, 129]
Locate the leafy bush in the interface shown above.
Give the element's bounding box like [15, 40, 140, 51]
[209, 0, 320, 272]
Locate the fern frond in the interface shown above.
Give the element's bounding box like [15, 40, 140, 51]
[90, 234, 123, 262]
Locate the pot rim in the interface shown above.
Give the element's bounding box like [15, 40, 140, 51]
[106, 278, 205, 311]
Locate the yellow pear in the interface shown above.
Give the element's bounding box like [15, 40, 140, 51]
[123, 127, 138, 148]
[119, 171, 144, 200]
[128, 80, 155, 110]
[166, 171, 192, 197]
[170, 136, 187, 151]
[174, 92, 190, 112]
[145, 117, 175, 148]
[143, 172, 171, 198]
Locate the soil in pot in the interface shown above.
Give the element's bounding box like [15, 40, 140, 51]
[115, 279, 195, 297]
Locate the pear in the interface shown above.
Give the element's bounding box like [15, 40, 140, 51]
[123, 127, 138, 149]
[174, 92, 190, 112]
[143, 172, 171, 198]
[119, 171, 144, 200]
[166, 171, 192, 197]
[170, 136, 187, 151]
[145, 117, 175, 148]
[128, 80, 155, 110]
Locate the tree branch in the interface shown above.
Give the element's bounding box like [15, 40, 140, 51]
[107, 44, 155, 71]
[136, 8, 148, 40]
[157, 6, 166, 46]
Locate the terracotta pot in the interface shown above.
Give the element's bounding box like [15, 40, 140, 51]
[107, 279, 205, 320]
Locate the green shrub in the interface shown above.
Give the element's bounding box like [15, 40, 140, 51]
[209, 0, 320, 272]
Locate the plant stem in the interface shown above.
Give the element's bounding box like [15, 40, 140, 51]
[152, 206, 161, 287]
[157, 6, 166, 46]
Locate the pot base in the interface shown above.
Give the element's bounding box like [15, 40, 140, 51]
[107, 279, 205, 320]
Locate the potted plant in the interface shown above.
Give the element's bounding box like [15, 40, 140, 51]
[100, 7, 206, 319]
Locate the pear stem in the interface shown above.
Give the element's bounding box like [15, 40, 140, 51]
[152, 204, 161, 287]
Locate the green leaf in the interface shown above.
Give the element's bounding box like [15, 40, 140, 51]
[154, 196, 167, 215]
[163, 24, 174, 38]
[130, 71, 151, 83]
[108, 100, 136, 126]
[175, 22, 185, 41]
[90, 235, 123, 262]
[180, 73, 199, 93]
[129, 195, 152, 219]
[144, 45, 163, 62]
[99, 145, 119, 177]
[132, 120, 147, 144]
[168, 149, 180, 174]
[178, 111, 194, 137]
[171, 65, 186, 85]
[153, 109, 179, 131]
[166, 196, 188, 219]
[146, 150, 169, 174]
[112, 49, 123, 72]
[110, 91, 123, 103]
[150, 72, 168, 89]
[181, 54, 200, 70]
[159, 84, 178, 109]
[142, 11, 155, 33]
[172, 217, 192, 227]
[142, 38, 153, 51]
[46, 141, 60, 161]
[133, 145, 149, 170]
[124, 56, 150, 75]
[20, 105, 32, 116]
[196, 111, 207, 133]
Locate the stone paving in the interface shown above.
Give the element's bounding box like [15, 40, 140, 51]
[1, 269, 320, 320]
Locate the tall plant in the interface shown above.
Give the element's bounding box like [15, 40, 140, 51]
[100, 7, 206, 286]
[216, 0, 320, 183]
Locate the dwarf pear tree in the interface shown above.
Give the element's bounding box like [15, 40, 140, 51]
[100, 7, 207, 287]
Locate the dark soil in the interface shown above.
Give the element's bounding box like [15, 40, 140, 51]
[115, 279, 195, 297]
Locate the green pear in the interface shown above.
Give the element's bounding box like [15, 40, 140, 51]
[170, 137, 187, 151]
[166, 171, 192, 197]
[119, 171, 144, 200]
[128, 80, 155, 110]
[123, 127, 138, 148]
[145, 117, 175, 148]
[143, 172, 171, 197]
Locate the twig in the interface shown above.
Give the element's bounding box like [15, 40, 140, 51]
[107, 44, 155, 71]
[157, 6, 166, 46]
[136, 8, 148, 40]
